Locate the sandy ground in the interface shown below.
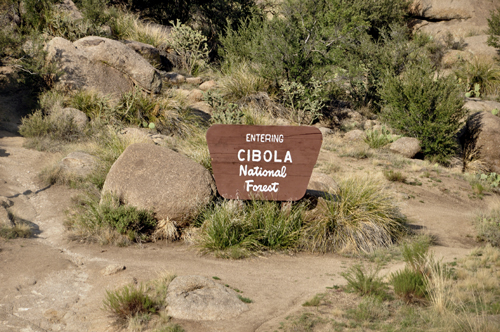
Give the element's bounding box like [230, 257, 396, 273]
[0, 126, 496, 332]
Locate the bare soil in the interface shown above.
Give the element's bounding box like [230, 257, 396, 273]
[0, 126, 497, 332]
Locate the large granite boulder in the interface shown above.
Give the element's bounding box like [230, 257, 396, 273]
[463, 111, 500, 173]
[74, 36, 162, 93]
[166, 275, 249, 321]
[45, 37, 133, 96]
[123, 40, 162, 69]
[102, 143, 216, 223]
[390, 137, 421, 159]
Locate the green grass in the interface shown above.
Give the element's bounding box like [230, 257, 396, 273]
[65, 192, 157, 246]
[302, 293, 325, 307]
[0, 223, 32, 239]
[390, 267, 427, 303]
[238, 295, 253, 303]
[475, 208, 500, 247]
[383, 169, 406, 183]
[364, 127, 396, 149]
[341, 264, 389, 300]
[303, 175, 407, 253]
[196, 199, 306, 258]
[103, 284, 157, 321]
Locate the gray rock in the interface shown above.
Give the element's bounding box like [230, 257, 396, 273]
[123, 40, 162, 68]
[344, 129, 366, 141]
[412, 0, 472, 20]
[55, 0, 83, 20]
[50, 107, 88, 130]
[464, 98, 500, 113]
[307, 172, 338, 193]
[390, 137, 421, 158]
[74, 36, 162, 93]
[0, 196, 13, 208]
[0, 206, 13, 227]
[45, 37, 134, 96]
[164, 72, 186, 84]
[102, 143, 216, 223]
[60, 151, 96, 177]
[166, 275, 249, 321]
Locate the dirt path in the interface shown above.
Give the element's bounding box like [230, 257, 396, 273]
[0, 131, 493, 332]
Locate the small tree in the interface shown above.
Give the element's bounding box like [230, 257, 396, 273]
[487, 7, 500, 52]
[380, 64, 467, 163]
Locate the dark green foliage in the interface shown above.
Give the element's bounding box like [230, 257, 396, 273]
[80, 0, 111, 26]
[237, 295, 253, 303]
[103, 284, 157, 320]
[390, 267, 427, 303]
[221, 0, 411, 108]
[341, 264, 389, 300]
[380, 63, 466, 163]
[487, 7, 500, 51]
[204, 91, 244, 124]
[21, 0, 59, 32]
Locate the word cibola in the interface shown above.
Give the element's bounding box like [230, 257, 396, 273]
[237, 149, 292, 163]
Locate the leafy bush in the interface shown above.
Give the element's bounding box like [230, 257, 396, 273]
[168, 20, 209, 75]
[380, 62, 467, 163]
[390, 267, 427, 303]
[204, 91, 244, 124]
[280, 78, 325, 125]
[219, 61, 269, 101]
[103, 284, 157, 321]
[341, 264, 389, 299]
[475, 208, 500, 247]
[303, 175, 407, 253]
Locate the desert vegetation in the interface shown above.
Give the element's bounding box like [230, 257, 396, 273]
[2, 0, 500, 330]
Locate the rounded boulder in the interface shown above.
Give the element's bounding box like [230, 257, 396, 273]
[102, 143, 216, 223]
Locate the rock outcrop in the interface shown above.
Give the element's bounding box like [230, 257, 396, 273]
[102, 143, 216, 223]
[74, 36, 162, 93]
[166, 275, 249, 321]
[45, 37, 134, 96]
[463, 111, 500, 173]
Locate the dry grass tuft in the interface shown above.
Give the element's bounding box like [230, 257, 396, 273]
[303, 175, 407, 253]
[152, 218, 180, 242]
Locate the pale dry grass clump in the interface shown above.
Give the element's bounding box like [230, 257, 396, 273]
[112, 12, 170, 48]
[219, 61, 269, 101]
[152, 218, 180, 242]
[303, 175, 407, 253]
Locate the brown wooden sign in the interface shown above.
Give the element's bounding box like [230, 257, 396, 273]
[206, 124, 322, 201]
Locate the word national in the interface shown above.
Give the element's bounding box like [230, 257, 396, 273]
[239, 165, 287, 178]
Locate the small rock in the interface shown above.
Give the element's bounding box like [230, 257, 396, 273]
[166, 275, 249, 321]
[344, 129, 366, 141]
[199, 80, 217, 91]
[317, 127, 334, 137]
[101, 264, 126, 276]
[164, 72, 185, 84]
[186, 77, 203, 85]
[0, 206, 13, 227]
[390, 137, 421, 158]
[307, 172, 338, 192]
[60, 152, 96, 177]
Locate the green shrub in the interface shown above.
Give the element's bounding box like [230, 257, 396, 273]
[103, 284, 157, 321]
[69, 90, 112, 121]
[487, 7, 500, 51]
[204, 91, 244, 125]
[219, 61, 269, 101]
[66, 192, 157, 245]
[237, 295, 253, 303]
[364, 127, 395, 148]
[380, 62, 467, 163]
[168, 20, 209, 75]
[401, 239, 429, 275]
[383, 170, 406, 183]
[303, 175, 407, 253]
[475, 208, 500, 247]
[341, 264, 389, 299]
[280, 78, 325, 125]
[455, 57, 500, 97]
[390, 267, 427, 303]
